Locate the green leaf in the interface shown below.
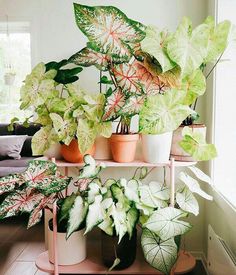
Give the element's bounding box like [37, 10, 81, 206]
[0, 174, 25, 195]
[31, 126, 59, 155]
[76, 119, 97, 154]
[141, 26, 175, 72]
[99, 75, 113, 85]
[176, 187, 199, 216]
[67, 196, 88, 239]
[133, 167, 148, 180]
[58, 193, 77, 224]
[50, 113, 77, 145]
[141, 228, 178, 275]
[179, 126, 217, 161]
[54, 67, 83, 84]
[126, 206, 139, 239]
[85, 195, 104, 233]
[27, 176, 71, 196]
[73, 3, 145, 60]
[204, 17, 232, 63]
[111, 184, 130, 211]
[167, 17, 209, 76]
[139, 89, 194, 134]
[144, 207, 192, 240]
[179, 172, 213, 200]
[24, 160, 57, 180]
[182, 69, 206, 105]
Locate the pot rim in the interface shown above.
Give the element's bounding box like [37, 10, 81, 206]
[110, 133, 139, 142]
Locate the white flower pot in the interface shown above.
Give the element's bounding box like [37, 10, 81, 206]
[48, 225, 86, 265]
[171, 124, 206, 161]
[4, 73, 15, 86]
[141, 132, 173, 163]
[94, 136, 112, 160]
[44, 143, 62, 160]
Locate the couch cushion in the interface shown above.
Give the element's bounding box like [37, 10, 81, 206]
[0, 157, 34, 167]
[14, 123, 41, 136]
[0, 167, 27, 177]
[20, 136, 33, 157]
[0, 135, 27, 160]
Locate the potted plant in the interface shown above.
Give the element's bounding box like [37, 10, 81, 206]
[18, 61, 112, 162]
[140, 17, 234, 161]
[0, 159, 88, 265]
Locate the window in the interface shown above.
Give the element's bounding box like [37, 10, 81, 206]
[0, 21, 31, 123]
[213, 0, 236, 206]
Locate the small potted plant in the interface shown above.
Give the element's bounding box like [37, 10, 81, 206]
[0, 159, 88, 265]
[140, 17, 234, 162]
[18, 61, 112, 162]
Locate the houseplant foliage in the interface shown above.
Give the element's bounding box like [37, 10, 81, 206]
[19, 61, 112, 157]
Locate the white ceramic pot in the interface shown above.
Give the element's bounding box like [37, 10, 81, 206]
[44, 143, 62, 160]
[48, 225, 86, 265]
[4, 73, 15, 86]
[141, 132, 173, 163]
[94, 136, 112, 160]
[171, 124, 206, 161]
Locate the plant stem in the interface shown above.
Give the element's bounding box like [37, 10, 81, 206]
[100, 71, 102, 94]
[206, 51, 224, 79]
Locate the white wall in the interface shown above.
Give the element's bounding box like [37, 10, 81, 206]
[0, 0, 208, 253]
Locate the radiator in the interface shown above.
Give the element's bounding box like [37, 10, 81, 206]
[208, 225, 236, 275]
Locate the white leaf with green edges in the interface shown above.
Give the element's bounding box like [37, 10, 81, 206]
[141, 228, 178, 275]
[126, 206, 139, 238]
[179, 126, 217, 161]
[87, 182, 100, 204]
[139, 89, 194, 134]
[111, 202, 127, 243]
[141, 26, 174, 72]
[67, 196, 88, 239]
[167, 17, 209, 77]
[144, 207, 192, 240]
[139, 185, 167, 209]
[98, 215, 114, 236]
[176, 187, 199, 216]
[179, 172, 213, 200]
[85, 195, 103, 234]
[120, 178, 139, 203]
[188, 166, 213, 185]
[149, 181, 170, 200]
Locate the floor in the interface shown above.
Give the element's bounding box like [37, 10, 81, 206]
[0, 216, 207, 275]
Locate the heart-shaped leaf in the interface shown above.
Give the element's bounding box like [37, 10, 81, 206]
[139, 185, 167, 209]
[141, 228, 178, 274]
[144, 207, 192, 240]
[0, 174, 25, 195]
[187, 166, 213, 185]
[176, 187, 199, 216]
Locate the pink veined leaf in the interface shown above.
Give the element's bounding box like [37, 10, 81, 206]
[122, 95, 146, 115]
[113, 63, 143, 95]
[73, 178, 92, 190]
[102, 88, 126, 121]
[0, 189, 45, 218]
[0, 174, 25, 195]
[69, 47, 110, 71]
[23, 160, 57, 183]
[27, 194, 55, 228]
[133, 61, 167, 95]
[74, 3, 145, 59]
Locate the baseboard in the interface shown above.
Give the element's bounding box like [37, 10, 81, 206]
[189, 251, 209, 275]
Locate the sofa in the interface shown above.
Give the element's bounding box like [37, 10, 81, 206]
[0, 123, 41, 177]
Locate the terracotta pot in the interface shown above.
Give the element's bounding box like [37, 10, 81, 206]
[109, 134, 139, 163]
[60, 139, 95, 163]
[141, 132, 173, 163]
[171, 124, 206, 161]
[48, 220, 86, 265]
[101, 229, 137, 270]
[94, 136, 112, 160]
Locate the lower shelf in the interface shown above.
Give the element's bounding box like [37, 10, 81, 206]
[36, 248, 196, 274]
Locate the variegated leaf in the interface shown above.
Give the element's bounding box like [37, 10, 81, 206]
[0, 189, 44, 218]
[27, 175, 71, 196]
[140, 185, 167, 209]
[23, 160, 57, 183]
[0, 174, 25, 195]
[27, 195, 55, 228]
[149, 181, 170, 201]
[69, 47, 110, 71]
[74, 3, 145, 60]
[102, 88, 126, 121]
[113, 63, 142, 95]
[122, 95, 145, 116]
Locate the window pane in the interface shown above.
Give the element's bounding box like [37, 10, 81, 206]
[214, 0, 236, 206]
[0, 32, 31, 123]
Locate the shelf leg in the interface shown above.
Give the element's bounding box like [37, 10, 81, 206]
[65, 167, 69, 197]
[170, 158, 175, 207]
[53, 201, 59, 275]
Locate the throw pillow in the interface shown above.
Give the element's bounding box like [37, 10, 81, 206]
[0, 135, 27, 160]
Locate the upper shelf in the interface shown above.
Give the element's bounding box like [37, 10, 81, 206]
[45, 158, 197, 168]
